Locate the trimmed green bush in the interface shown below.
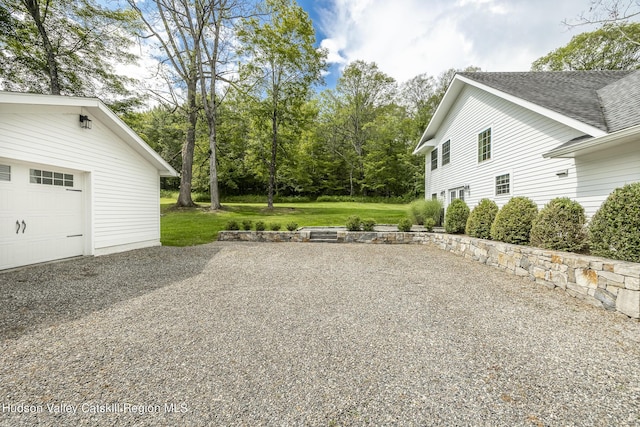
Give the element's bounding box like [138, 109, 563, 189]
[362, 218, 376, 232]
[255, 221, 266, 231]
[269, 223, 282, 231]
[408, 199, 443, 226]
[530, 197, 587, 252]
[445, 199, 470, 234]
[346, 215, 362, 231]
[241, 220, 253, 231]
[286, 222, 298, 231]
[490, 197, 538, 244]
[225, 220, 240, 231]
[397, 218, 413, 232]
[589, 182, 640, 262]
[423, 218, 435, 232]
[465, 199, 499, 239]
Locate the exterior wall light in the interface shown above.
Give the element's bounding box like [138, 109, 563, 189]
[79, 115, 92, 129]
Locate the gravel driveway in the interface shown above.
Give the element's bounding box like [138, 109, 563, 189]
[0, 242, 638, 426]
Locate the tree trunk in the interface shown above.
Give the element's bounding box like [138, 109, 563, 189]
[267, 109, 277, 209]
[176, 79, 197, 207]
[24, 0, 61, 95]
[208, 107, 221, 210]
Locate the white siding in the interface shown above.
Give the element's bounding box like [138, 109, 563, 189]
[0, 104, 161, 254]
[574, 142, 640, 217]
[425, 86, 583, 211]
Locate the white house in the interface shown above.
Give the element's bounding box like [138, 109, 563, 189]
[413, 70, 640, 218]
[0, 92, 178, 270]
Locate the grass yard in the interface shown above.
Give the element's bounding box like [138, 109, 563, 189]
[161, 197, 409, 246]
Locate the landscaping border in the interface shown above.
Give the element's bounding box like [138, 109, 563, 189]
[217, 230, 640, 319]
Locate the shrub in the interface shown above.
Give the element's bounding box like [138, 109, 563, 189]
[397, 218, 413, 232]
[362, 218, 376, 231]
[408, 199, 443, 226]
[423, 218, 436, 232]
[286, 222, 298, 231]
[465, 199, 499, 239]
[588, 183, 640, 262]
[255, 221, 266, 231]
[490, 197, 538, 244]
[530, 198, 587, 252]
[225, 220, 240, 231]
[445, 199, 470, 234]
[346, 215, 361, 231]
[241, 220, 253, 231]
[269, 223, 281, 231]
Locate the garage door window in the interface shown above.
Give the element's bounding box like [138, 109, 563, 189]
[30, 169, 74, 187]
[0, 165, 9, 181]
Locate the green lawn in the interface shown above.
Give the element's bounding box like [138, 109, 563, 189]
[161, 198, 409, 246]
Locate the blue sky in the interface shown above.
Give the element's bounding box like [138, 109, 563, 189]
[296, 0, 603, 89]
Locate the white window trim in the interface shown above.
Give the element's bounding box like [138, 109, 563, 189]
[477, 126, 493, 165]
[441, 139, 451, 166]
[494, 171, 512, 197]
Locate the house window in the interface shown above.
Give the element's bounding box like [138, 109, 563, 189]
[431, 148, 438, 170]
[478, 128, 491, 163]
[495, 173, 510, 195]
[431, 193, 437, 200]
[442, 140, 450, 165]
[450, 187, 465, 202]
[0, 165, 9, 182]
[30, 169, 74, 187]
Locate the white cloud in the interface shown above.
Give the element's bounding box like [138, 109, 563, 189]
[316, 0, 599, 84]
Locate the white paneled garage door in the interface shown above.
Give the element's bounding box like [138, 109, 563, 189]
[0, 161, 85, 270]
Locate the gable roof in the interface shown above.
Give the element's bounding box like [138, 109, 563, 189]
[414, 70, 639, 155]
[0, 92, 178, 177]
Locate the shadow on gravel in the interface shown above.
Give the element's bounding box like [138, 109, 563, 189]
[0, 245, 221, 341]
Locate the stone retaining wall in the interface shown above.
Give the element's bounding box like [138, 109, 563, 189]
[217, 230, 640, 319]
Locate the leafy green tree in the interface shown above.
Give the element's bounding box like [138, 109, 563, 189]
[0, 0, 140, 104]
[532, 23, 640, 71]
[237, 0, 326, 208]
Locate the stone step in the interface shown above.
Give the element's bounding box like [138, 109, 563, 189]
[309, 231, 338, 243]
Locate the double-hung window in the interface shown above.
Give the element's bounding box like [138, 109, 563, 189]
[495, 173, 510, 195]
[478, 128, 491, 163]
[431, 148, 438, 170]
[442, 140, 450, 165]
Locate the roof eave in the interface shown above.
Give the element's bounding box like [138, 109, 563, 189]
[544, 124, 640, 158]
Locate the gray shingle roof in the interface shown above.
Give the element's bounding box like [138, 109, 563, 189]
[457, 70, 637, 132]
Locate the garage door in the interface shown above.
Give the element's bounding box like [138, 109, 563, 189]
[0, 161, 85, 270]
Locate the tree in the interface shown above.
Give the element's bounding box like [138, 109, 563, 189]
[565, 0, 640, 45]
[237, 0, 326, 208]
[128, 0, 208, 207]
[0, 0, 139, 103]
[197, 0, 258, 210]
[532, 23, 640, 70]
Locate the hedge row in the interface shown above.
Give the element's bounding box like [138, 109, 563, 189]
[441, 182, 640, 262]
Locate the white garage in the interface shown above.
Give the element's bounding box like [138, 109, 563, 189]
[0, 92, 178, 270]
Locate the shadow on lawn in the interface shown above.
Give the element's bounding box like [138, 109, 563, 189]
[0, 245, 221, 341]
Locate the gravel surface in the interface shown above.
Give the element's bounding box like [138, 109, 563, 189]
[0, 242, 638, 426]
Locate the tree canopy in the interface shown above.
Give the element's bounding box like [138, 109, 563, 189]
[532, 23, 640, 71]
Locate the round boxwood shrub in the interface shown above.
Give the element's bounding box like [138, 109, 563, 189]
[225, 220, 240, 231]
[286, 222, 298, 231]
[588, 182, 640, 262]
[490, 197, 538, 245]
[423, 218, 435, 232]
[346, 215, 361, 231]
[530, 197, 587, 252]
[255, 221, 266, 231]
[445, 199, 469, 234]
[241, 220, 253, 231]
[362, 218, 376, 232]
[269, 223, 281, 231]
[465, 199, 499, 239]
[397, 218, 413, 232]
